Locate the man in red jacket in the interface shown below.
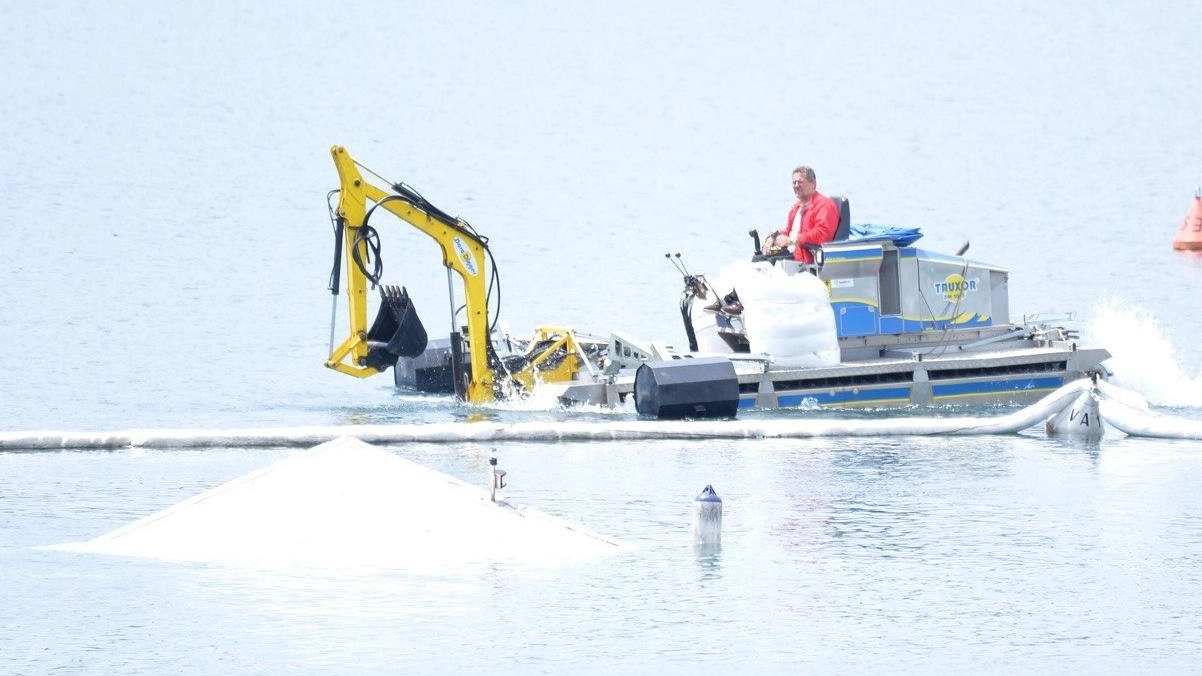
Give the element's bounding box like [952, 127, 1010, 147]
[704, 165, 838, 314]
[764, 166, 839, 264]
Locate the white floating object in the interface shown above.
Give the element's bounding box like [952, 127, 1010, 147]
[1096, 380, 1202, 439]
[14, 378, 1202, 447]
[49, 437, 621, 571]
[1044, 388, 1104, 440]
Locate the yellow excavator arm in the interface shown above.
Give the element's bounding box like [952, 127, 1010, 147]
[325, 145, 496, 403]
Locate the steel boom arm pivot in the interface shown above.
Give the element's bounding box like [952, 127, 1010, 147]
[325, 145, 496, 403]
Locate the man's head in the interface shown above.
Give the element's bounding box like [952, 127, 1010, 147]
[792, 166, 817, 201]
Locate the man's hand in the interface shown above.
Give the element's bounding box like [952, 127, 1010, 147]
[764, 232, 789, 253]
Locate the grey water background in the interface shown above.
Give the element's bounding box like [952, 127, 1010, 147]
[2, 0, 1202, 673]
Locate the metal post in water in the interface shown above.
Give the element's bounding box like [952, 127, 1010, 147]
[489, 456, 507, 503]
[691, 485, 722, 549]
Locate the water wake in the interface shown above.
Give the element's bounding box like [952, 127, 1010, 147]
[1089, 297, 1202, 407]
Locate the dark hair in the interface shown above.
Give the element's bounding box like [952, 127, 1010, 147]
[792, 166, 816, 182]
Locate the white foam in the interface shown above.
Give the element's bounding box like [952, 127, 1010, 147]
[49, 437, 621, 572]
[1089, 297, 1202, 407]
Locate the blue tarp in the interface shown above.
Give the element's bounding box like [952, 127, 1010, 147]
[846, 223, 923, 247]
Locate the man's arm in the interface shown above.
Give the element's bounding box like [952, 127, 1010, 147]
[777, 203, 801, 247]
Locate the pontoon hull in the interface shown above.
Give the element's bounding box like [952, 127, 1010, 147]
[553, 343, 1109, 410]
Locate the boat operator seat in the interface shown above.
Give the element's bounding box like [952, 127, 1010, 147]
[748, 195, 851, 265]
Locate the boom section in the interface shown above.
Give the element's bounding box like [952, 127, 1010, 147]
[326, 145, 496, 403]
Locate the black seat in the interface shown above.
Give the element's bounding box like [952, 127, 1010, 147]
[830, 195, 851, 241]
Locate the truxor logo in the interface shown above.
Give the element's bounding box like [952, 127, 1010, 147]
[933, 273, 976, 302]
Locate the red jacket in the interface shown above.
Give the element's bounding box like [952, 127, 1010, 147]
[782, 191, 839, 263]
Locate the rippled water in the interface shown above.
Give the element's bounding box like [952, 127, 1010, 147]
[2, 1, 1201, 673]
[6, 437, 1202, 673]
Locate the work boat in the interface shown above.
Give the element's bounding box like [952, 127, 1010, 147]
[526, 199, 1110, 411]
[321, 147, 1107, 415]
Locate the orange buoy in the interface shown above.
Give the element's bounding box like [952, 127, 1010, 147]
[1173, 188, 1202, 251]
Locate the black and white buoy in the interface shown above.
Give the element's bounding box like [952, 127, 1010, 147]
[1044, 387, 1104, 440]
[691, 485, 723, 549]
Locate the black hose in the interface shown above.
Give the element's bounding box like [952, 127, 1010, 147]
[391, 182, 461, 230]
[354, 195, 413, 289]
[680, 295, 700, 352]
[351, 224, 383, 288]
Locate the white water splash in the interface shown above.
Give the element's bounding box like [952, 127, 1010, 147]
[487, 380, 635, 415]
[1087, 297, 1202, 407]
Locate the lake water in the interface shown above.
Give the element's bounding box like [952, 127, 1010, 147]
[2, 1, 1201, 673]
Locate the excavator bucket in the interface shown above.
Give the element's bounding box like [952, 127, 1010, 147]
[365, 285, 428, 371]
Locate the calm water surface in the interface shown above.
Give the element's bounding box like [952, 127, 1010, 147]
[2, 1, 1201, 673]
